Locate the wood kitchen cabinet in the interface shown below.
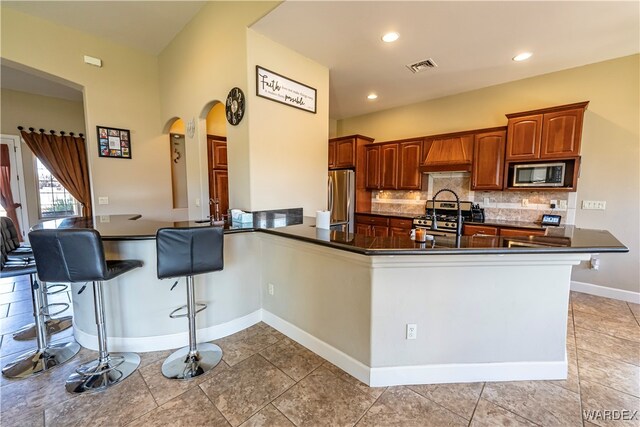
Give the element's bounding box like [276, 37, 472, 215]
[389, 217, 413, 237]
[365, 140, 421, 190]
[380, 143, 398, 189]
[398, 140, 422, 190]
[355, 214, 390, 237]
[499, 227, 546, 237]
[506, 102, 588, 161]
[463, 224, 498, 236]
[328, 136, 357, 169]
[472, 130, 506, 190]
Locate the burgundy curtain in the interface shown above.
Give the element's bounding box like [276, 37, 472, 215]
[20, 128, 93, 218]
[0, 144, 23, 241]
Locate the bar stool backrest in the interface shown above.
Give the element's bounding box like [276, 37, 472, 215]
[156, 226, 224, 279]
[1, 217, 20, 253]
[29, 229, 109, 282]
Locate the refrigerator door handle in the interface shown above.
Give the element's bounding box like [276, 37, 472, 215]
[328, 175, 334, 213]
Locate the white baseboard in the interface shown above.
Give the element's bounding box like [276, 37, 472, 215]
[571, 281, 640, 304]
[369, 360, 567, 387]
[261, 310, 371, 386]
[74, 310, 263, 353]
[261, 309, 567, 387]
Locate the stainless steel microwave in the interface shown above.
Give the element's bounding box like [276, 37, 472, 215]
[512, 162, 565, 187]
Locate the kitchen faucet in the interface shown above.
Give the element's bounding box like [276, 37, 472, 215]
[430, 188, 463, 237]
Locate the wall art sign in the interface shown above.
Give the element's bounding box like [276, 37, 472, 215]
[97, 126, 131, 159]
[256, 66, 317, 114]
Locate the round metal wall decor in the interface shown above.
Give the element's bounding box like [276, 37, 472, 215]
[225, 87, 245, 126]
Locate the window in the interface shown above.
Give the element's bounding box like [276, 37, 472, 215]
[36, 159, 80, 219]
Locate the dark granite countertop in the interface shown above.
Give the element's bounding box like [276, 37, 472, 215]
[259, 217, 628, 256]
[33, 214, 627, 256]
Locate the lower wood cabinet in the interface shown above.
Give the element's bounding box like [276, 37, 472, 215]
[499, 227, 546, 237]
[463, 224, 546, 237]
[355, 214, 412, 237]
[463, 224, 498, 236]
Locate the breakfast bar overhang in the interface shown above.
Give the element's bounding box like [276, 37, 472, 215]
[36, 215, 628, 387]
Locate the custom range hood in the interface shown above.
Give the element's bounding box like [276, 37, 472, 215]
[419, 134, 473, 173]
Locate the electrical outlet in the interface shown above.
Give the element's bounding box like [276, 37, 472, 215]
[268, 283, 275, 296]
[98, 197, 109, 205]
[590, 256, 600, 270]
[522, 198, 529, 207]
[406, 323, 417, 340]
[559, 200, 568, 210]
[195, 198, 201, 207]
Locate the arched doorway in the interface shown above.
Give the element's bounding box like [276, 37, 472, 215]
[203, 102, 228, 219]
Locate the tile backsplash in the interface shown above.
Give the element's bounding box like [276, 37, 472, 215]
[371, 172, 577, 224]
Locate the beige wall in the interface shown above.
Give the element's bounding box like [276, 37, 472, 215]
[158, 2, 278, 218]
[158, 2, 328, 217]
[0, 88, 86, 226]
[338, 55, 640, 294]
[1, 7, 172, 219]
[206, 103, 227, 137]
[246, 29, 329, 214]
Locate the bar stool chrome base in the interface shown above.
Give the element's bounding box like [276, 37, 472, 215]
[12, 316, 73, 341]
[1, 341, 80, 379]
[162, 343, 222, 380]
[65, 353, 140, 393]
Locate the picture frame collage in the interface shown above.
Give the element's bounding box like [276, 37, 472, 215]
[97, 126, 131, 159]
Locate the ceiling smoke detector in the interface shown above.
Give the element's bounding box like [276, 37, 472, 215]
[406, 58, 438, 74]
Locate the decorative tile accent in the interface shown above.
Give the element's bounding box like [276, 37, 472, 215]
[482, 381, 583, 426]
[470, 398, 538, 426]
[577, 349, 640, 397]
[200, 354, 295, 426]
[239, 404, 295, 427]
[357, 386, 468, 426]
[259, 337, 325, 381]
[274, 365, 376, 426]
[128, 386, 230, 427]
[44, 371, 157, 427]
[408, 382, 484, 420]
[575, 327, 640, 366]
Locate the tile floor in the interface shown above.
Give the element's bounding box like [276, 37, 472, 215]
[1, 275, 638, 426]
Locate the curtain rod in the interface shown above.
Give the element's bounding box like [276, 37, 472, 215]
[18, 126, 84, 138]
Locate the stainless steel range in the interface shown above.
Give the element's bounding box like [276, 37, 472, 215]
[413, 200, 475, 236]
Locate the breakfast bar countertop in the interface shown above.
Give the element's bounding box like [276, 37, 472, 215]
[261, 217, 628, 256]
[33, 214, 628, 256]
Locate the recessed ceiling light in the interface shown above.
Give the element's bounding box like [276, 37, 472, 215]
[512, 52, 533, 62]
[381, 32, 400, 43]
[367, 93, 378, 100]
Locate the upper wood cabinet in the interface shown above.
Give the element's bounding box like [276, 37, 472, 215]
[506, 102, 588, 161]
[380, 143, 398, 189]
[472, 130, 506, 190]
[398, 140, 422, 190]
[421, 134, 473, 172]
[328, 136, 358, 169]
[365, 140, 421, 190]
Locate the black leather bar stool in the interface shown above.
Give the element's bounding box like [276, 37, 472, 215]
[1, 236, 80, 379]
[156, 225, 224, 379]
[1, 217, 73, 340]
[29, 228, 143, 393]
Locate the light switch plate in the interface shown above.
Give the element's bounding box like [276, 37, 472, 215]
[98, 197, 109, 205]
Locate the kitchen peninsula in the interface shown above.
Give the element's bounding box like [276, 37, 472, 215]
[37, 214, 627, 387]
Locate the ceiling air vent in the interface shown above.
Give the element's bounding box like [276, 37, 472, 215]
[406, 58, 438, 74]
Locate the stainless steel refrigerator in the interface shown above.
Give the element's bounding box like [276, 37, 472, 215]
[327, 169, 355, 233]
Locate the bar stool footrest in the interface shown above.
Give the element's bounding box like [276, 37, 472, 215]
[1, 341, 80, 379]
[161, 343, 222, 380]
[12, 316, 74, 341]
[168, 303, 207, 319]
[66, 353, 140, 394]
